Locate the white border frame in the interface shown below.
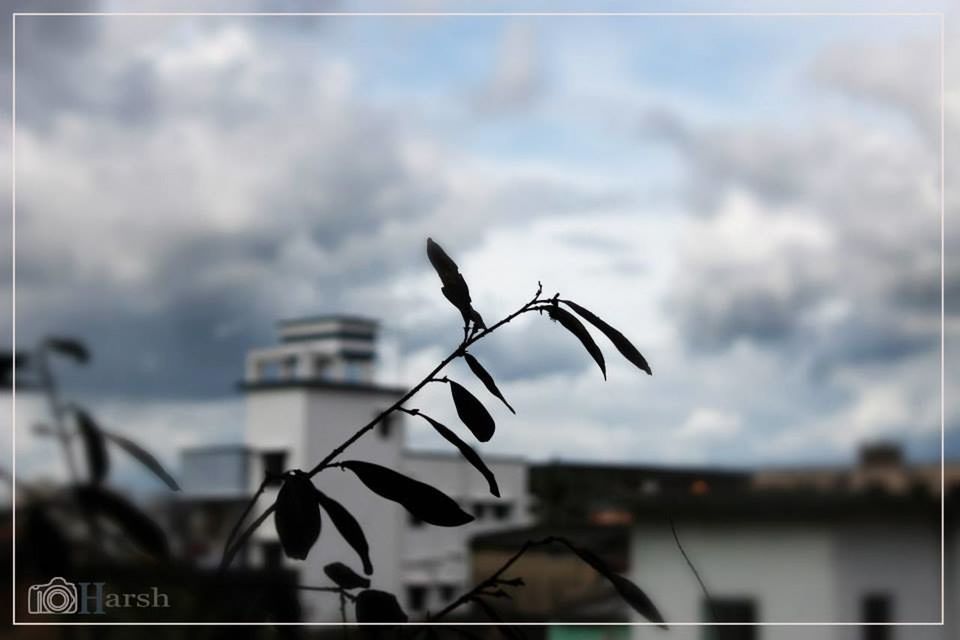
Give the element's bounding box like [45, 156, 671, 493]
[9, 10, 948, 628]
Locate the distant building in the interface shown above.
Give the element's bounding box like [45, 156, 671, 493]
[627, 490, 954, 640]
[177, 316, 529, 621]
[473, 458, 958, 638]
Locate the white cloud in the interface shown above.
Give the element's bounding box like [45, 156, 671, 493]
[678, 408, 743, 440]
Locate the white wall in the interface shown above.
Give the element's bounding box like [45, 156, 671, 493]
[630, 521, 835, 640]
[628, 517, 946, 640]
[245, 386, 405, 621]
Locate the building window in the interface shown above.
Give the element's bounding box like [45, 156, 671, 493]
[862, 593, 892, 640]
[345, 361, 364, 383]
[439, 584, 457, 603]
[406, 585, 427, 611]
[473, 503, 487, 519]
[704, 598, 757, 640]
[263, 451, 287, 481]
[262, 542, 283, 570]
[493, 503, 513, 520]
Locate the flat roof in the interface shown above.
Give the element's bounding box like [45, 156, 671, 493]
[276, 314, 379, 327]
[629, 490, 944, 523]
[238, 379, 406, 396]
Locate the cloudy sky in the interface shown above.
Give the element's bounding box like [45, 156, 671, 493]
[3, 1, 957, 490]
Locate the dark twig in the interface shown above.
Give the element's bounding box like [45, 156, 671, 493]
[428, 537, 555, 622]
[221, 476, 271, 559]
[669, 516, 716, 621]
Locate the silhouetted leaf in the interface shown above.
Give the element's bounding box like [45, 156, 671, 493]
[427, 238, 474, 324]
[418, 412, 500, 497]
[463, 352, 515, 414]
[316, 490, 372, 574]
[24, 505, 71, 575]
[546, 306, 606, 379]
[46, 337, 89, 364]
[324, 562, 371, 590]
[102, 431, 180, 491]
[355, 589, 408, 623]
[470, 309, 487, 330]
[341, 460, 474, 527]
[275, 471, 322, 560]
[561, 540, 666, 628]
[74, 485, 169, 558]
[561, 300, 651, 375]
[75, 408, 108, 484]
[449, 380, 495, 442]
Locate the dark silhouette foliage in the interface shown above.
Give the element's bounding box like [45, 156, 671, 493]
[75, 407, 109, 484]
[74, 484, 170, 559]
[216, 238, 665, 626]
[410, 409, 500, 497]
[355, 589, 408, 623]
[13, 337, 179, 581]
[449, 379, 496, 442]
[561, 299, 652, 375]
[464, 352, 516, 414]
[340, 460, 475, 527]
[547, 305, 607, 379]
[324, 561, 371, 590]
[316, 490, 373, 575]
[275, 471, 323, 560]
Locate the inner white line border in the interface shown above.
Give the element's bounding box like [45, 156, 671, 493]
[9, 9, 948, 627]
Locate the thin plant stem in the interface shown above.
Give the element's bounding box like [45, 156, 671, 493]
[669, 516, 716, 622]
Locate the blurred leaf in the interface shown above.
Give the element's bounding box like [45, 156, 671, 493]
[75, 408, 109, 485]
[275, 471, 322, 560]
[463, 352, 515, 414]
[427, 238, 474, 324]
[355, 589, 408, 623]
[449, 380, 496, 442]
[24, 505, 71, 575]
[341, 460, 474, 527]
[324, 562, 371, 590]
[561, 300, 651, 375]
[560, 539, 666, 628]
[317, 490, 373, 575]
[74, 485, 169, 559]
[46, 337, 89, 364]
[1, 350, 28, 384]
[547, 306, 606, 379]
[418, 412, 500, 497]
[102, 430, 180, 491]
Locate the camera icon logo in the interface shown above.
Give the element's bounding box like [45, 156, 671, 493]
[28, 577, 78, 615]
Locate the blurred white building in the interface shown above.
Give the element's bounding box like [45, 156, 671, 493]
[626, 491, 951, 640]
[178, 315, 530, 620]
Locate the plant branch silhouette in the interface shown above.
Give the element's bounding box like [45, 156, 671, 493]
[220, 280, 547, 569]
[217, 238, 664, 625]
